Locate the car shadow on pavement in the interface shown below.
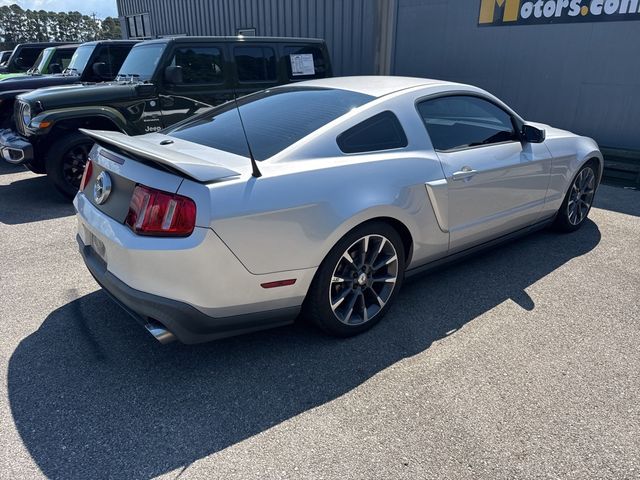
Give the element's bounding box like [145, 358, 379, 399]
[0, 162, 24, 175]
[8, 221, 601, 479]
[593, 185, 640, 218]
[0, 174, 74, 225]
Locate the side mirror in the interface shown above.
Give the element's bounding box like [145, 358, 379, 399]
[49, 63, 62, 74]
[521, 124, 545, 143]
[164, 65, 183, 85]
[92, 62, 110, 79]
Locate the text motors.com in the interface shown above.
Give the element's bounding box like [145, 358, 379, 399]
[519, 0, 640, 19]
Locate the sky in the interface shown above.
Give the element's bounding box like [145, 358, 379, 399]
[0, 0, 118, 19]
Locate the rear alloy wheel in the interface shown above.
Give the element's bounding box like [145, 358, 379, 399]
[553, 162, 597, 232]
[304, 222, 405, 337]
[45, 132, 94, 199]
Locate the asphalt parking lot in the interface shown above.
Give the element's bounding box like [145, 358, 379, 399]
[0, 162, 638, 480]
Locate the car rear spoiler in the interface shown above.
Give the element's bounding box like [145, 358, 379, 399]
[79, 129, 242, 183]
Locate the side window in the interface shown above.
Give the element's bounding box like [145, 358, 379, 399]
[283, 46, 327, 80]
[234, 46, 276, 82]
[51, 49, 74, 70]
[170, 46, 224, 84]
[18, 48, 40, 68]
[417, 95, 518, 151]
[106, 46, 134, 76]
[337, 111, 408, 154]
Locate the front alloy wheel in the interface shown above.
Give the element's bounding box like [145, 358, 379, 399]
[553, 162, 598, 232]
[304, 221, 406, 337]
[567, 166, 596, 226]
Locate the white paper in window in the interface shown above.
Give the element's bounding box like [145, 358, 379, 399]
[290, 54, 315, 76]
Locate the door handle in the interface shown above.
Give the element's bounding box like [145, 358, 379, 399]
[451, 166, 478, 181]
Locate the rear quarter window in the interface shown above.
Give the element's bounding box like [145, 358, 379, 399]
[167, 87, 374, 161]
[337, 111, 408, 154]
[284, 45, 328, 80]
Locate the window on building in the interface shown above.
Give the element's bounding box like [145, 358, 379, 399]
[234, 46, 276, 82]
[237, 28, 256, 36]
[126, 13, 152, 39]
[169, 47, 224, 84]
[337, 111, 408, 154]
[284, 46, 327, 80]
[417, 95, 518, 151]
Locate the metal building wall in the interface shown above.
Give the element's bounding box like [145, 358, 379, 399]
[392, 0, 640, 150]
[116, 0, 382, 76]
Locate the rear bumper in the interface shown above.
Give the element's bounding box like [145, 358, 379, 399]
[78, 235, 299, 344]
[0, 128, 33, 165]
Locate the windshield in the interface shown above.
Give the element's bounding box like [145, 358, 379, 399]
[28, 48, 51, 73]
[65, 45, 94, 74]
[116, 44, 165, 82]
[167, 87, 374, 161]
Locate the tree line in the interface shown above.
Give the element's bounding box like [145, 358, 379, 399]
[0, 3, 121, 48]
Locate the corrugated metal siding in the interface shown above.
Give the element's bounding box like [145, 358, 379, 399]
[393, 0, 640, 150]
[116, 0, 379, 75]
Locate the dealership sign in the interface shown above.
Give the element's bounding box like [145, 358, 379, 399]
[479, 0, 640, 25]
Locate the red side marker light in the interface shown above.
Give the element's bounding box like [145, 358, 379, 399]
[261, 279, 297, 289]
[79, 160, 93, 191]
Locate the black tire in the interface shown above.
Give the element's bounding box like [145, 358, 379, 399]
[1, 112, 14, 130]
[45, 132, 94, 199]
[553, 160, 598, 233]
[24, 161, 46, 175]
[303, 221, 406, 337]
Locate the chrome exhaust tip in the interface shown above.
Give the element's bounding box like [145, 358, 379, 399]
[144, 320, 176, 344]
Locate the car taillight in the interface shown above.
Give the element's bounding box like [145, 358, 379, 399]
[125, 185, 197, 237]
[79, 160, 93, 191]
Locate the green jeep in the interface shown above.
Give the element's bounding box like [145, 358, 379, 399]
[0, 36, 332, 197]
[0, 42, 74, 80]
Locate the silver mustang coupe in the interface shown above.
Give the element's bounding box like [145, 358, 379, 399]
[74, 76, 602, 344]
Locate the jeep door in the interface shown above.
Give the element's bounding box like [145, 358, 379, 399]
[159, 43, 232, 128]
[115, 43, 165, 135]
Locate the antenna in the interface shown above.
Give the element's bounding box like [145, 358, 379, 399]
[232, 91, 262, 178]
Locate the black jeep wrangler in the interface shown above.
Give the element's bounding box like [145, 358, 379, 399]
[0, 36, 332, 197]
[0, 41, 138, 128]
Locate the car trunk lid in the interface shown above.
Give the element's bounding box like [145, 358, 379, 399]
[80, 129, 244, 182]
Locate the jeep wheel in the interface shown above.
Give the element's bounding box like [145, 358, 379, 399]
[24, 161, 46, 175]
[45, 132, 94, 199]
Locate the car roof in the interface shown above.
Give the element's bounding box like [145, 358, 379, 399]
[15, 42, 75, 48]
[77, 40, 140, 46]
[139, 36, 326, 46]
[290, 76, 463, 98]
